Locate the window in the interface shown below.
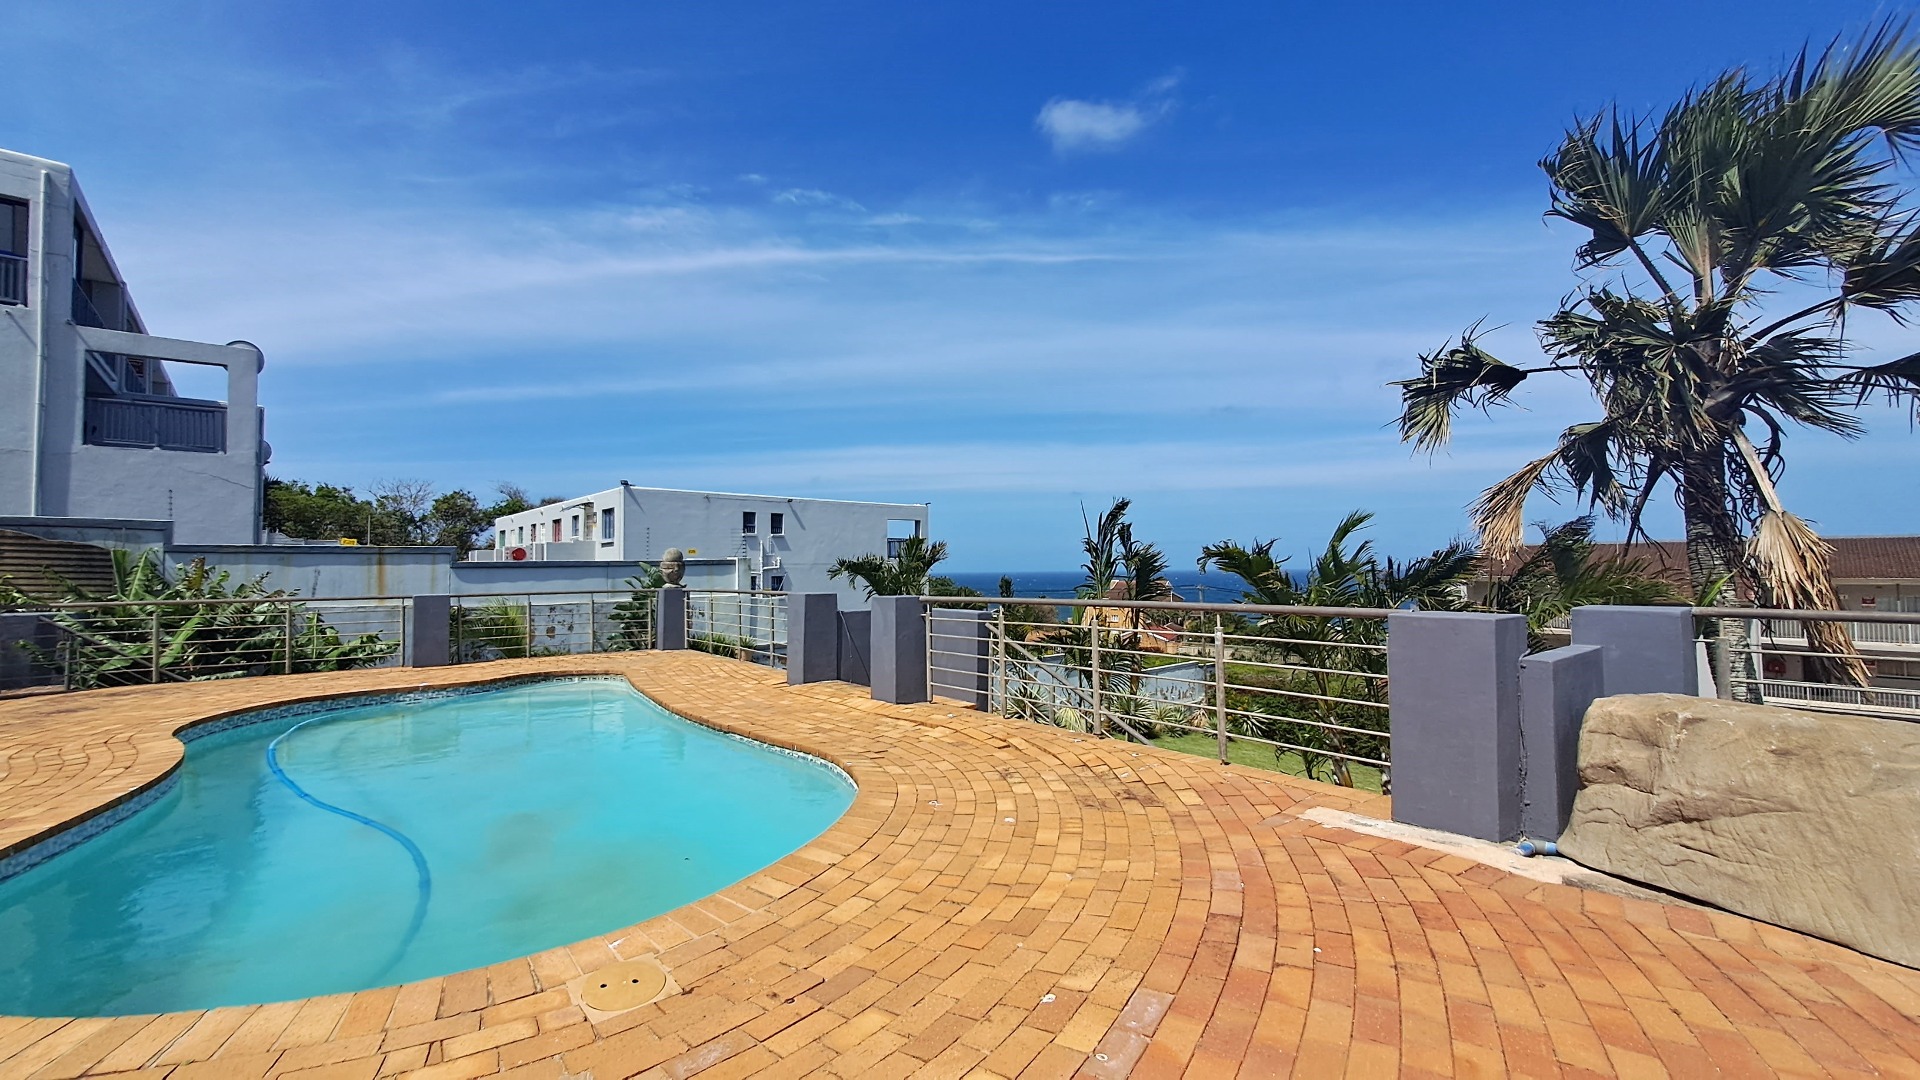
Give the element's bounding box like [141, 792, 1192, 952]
[551, 519, 561, 542]
[570, 514, 581, 539]
[0, 198, 25, 255]
[741, 511, 756, 534]
[516, 526, 524, 545]
[770, 512, 784, 536]
[600, 507, 615, 540]
[0, 198, 25, 308]
[770, 574, 786, 591]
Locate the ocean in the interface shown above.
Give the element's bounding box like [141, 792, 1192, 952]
[943, 569, 1256, 604]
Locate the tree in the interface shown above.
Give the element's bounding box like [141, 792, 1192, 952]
[996, 576, 1060, 641]
[828, 535, 952, 597]
[1480, 517, 1683, 647]
[1197, 511, 1481, 786]
[263, 479, 369, 541]
[1392, 23, 1920, 686]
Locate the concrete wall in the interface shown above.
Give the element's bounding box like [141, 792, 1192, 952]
[0, 148, 265, 546]
[490, 484, 929, 607]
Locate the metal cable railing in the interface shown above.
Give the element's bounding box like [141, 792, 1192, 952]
[923, 595, 1393, 792]
[1694, 606, 1920, 720]
[686, 590, 788, 671]
[4, 595, 412, 692]
[1, 588, 677, 693]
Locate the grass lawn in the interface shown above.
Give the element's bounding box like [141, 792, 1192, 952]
[1149, 732, 1385, 794]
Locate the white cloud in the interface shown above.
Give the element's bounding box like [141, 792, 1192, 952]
[1035, 71, 1182, 154]
[773, 187, 866, 212]
[1036, 100, 1151, 153]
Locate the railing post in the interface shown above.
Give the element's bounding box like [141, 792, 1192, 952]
[787, 593, 840, 685]
[1518, 644, 1604, 841]
[655, 588, 688, 650]
[405, 595, 451, 668]
[1569, 605, 1698, 696]
[993, 607, 1007, 715]
[524, 594, 535, 657]
[1386, 611, 1527, 842]
[870, 596, 929, 704]
[1089, 618, 1103, 736]
[149, 608, 160, 683]
[1214, 618, 1228, 764]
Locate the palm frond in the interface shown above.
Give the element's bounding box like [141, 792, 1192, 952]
[1391, 324, 1528, 450]
[1749, 510, 1870, 685]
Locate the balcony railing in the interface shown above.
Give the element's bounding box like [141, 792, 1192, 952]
[84, 395, 227, 453]
[1697, 606, 1920, 721]
[0, 252, 25, 306]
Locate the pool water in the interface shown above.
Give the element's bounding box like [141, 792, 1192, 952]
[0, 679, 854, 1017]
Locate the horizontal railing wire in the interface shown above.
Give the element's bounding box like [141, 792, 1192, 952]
[922, 597, 1392, 791]
[1696, 606, 1920, 721]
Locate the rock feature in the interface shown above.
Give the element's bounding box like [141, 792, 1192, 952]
[1560, 693, 1920, 969]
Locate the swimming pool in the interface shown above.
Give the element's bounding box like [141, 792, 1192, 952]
[0, 678, 854, 1017]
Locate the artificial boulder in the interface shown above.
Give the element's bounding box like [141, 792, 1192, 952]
[1559, 693, 1920, 968]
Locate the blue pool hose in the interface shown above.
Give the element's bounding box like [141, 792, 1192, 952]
[266, 714, 433, 977]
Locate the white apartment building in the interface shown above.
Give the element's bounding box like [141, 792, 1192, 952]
[481, 483, 929, 603]
[0, 148, 266, 544]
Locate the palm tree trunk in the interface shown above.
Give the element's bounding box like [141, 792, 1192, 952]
[1679, 444, 1759, 702]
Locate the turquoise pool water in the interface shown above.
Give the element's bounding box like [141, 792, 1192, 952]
[0, 679, 854, 1017]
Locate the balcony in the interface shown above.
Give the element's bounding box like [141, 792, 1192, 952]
[0, 252, 24, 306]
[83, 394, 227, 453]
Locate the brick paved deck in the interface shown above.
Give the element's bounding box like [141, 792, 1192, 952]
[1, 653, 1918, 1079]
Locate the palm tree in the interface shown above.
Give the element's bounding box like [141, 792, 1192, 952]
[1197, 510, 1481, 786]
[1480, 517, 1683, 647]
[1393, 23, 1920, 686]
[828, 535, 951, 598]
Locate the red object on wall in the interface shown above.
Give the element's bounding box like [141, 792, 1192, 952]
[1764, 656, 1787, 677]
[510, 547, 528, 561]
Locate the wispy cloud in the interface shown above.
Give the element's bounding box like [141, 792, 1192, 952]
[1036, 72, 1182, 154]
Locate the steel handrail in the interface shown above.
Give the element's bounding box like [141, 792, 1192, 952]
[923, 595, 1400, 619]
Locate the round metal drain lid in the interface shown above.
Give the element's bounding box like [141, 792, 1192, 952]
[581, 959, 668, 1011]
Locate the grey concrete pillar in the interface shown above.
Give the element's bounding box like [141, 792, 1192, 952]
[406, 595, 451, 667]
[870, 596, 928, 705]
[787, 593, 840, 685]
[838, 610, 873, 686]
[1387, 611, 1527, 841]
[1570, 605, 1697, 696]
[928, 607, 990, 708]
[1519, 644, 1604, 842]
[656, 588, 688, 650]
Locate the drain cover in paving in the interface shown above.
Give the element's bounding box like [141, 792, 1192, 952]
[580, 958, 669, 1011]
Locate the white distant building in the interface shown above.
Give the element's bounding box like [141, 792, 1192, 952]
[480, 483, 929, 602]
[0, 147, 266, 544]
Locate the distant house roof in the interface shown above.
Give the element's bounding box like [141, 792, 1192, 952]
[1480, 534, 1920, 584]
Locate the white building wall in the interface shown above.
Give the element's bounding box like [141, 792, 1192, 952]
[490, 485, 928, 606]
[0, 148, 264, 545]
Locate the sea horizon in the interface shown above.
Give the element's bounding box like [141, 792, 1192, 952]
[943, 569, 1263, 603]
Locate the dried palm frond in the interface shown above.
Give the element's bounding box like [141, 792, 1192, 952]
[1472, 453, 1558, 560]
[1750, 510, 1870, 686]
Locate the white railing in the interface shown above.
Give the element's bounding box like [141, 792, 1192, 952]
[1696, 606, 1920, 722]
[923, 595, 1393, 792]
[0, 252, 25, 306]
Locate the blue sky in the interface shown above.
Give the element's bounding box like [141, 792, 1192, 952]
[7, 1, 1917, 569]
